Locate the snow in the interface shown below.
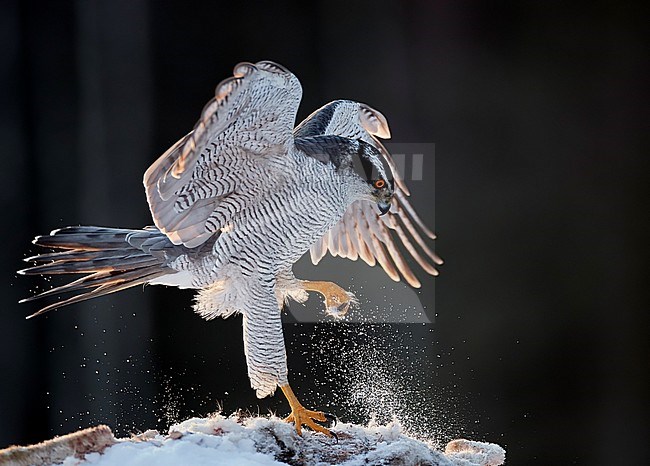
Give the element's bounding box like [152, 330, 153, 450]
[54, 414, 505, 466]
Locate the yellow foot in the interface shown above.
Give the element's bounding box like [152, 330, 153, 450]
[300, 280, 356, 318]
[280, 384, 332, 437]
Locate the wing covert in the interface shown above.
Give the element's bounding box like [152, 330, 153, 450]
[144, 61, 302, 248]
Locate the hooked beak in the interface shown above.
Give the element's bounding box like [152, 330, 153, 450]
[378, 200, 391, 216]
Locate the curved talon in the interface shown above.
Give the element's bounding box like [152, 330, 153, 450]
[335, 302, 349, 316]
[323, 412, 337, 427]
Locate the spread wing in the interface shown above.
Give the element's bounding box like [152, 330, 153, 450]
[144, 61, 302, 248]
[296, 100, 443, 287]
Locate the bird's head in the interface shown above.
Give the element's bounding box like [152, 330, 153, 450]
[347, 140, 394, 215]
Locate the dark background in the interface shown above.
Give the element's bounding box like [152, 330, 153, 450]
[1, 1, 647, 464]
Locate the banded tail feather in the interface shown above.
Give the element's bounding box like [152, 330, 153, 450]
[19, 226, 176, 319]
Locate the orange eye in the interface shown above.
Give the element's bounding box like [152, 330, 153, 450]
[374, 179, 386, 189]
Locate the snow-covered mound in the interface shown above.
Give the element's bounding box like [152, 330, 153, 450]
[1, 414, 505, 466]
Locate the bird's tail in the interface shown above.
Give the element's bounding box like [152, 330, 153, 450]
[19, 226, 173, 318]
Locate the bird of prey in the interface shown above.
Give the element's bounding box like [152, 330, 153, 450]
[20, 61, 442, 436]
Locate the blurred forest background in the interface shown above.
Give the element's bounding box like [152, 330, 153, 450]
[1, 1, 647, 464]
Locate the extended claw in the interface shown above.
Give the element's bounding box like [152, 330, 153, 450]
[322, 416, 339, 442]
[330, 302, 349, 318]
[323, 412, 338, 427]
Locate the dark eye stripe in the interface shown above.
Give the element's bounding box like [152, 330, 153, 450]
[354, 142, 377, 181]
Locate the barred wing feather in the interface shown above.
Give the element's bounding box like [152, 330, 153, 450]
[144, 61, 303, 248]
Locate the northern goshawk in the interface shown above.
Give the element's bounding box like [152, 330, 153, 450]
[20, 61, 442, 436]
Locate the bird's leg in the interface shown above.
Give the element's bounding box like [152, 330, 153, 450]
[280, 384, 332, 437]
[300, 280, 356, 317]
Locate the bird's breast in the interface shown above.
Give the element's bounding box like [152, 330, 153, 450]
[215, 171, 347, 274]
